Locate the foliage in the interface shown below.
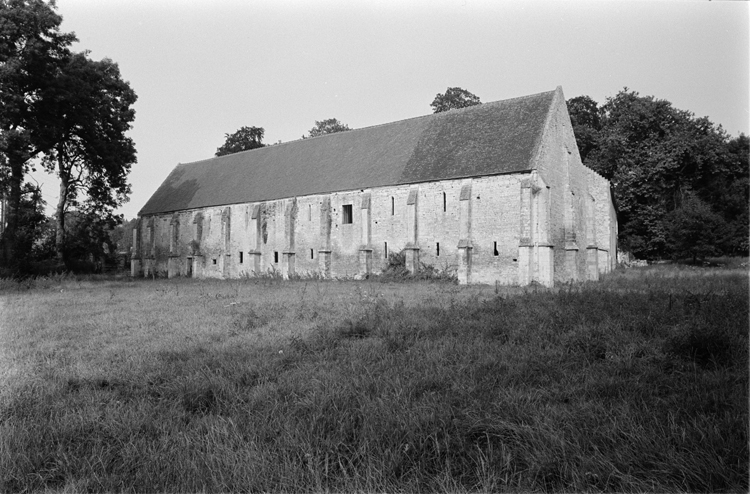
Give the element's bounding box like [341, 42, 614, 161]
[2, 182, 46, 274]
[215, 126, 265, 156]
[39, 51, 137, 262]
[566, 95, 601, 162]
[108, 217, 137, 254]
[665, 192, 724, 262]
[1, 1, 137, 272]
[430, 87, 481, 113]
[62, 207, 120, 272]
[304, 118, 351, 138]
[568, 89, 749, 260]
[382, 250, 408, 276]
[0, 267, 746, 492]
[0, 0, 76, 267]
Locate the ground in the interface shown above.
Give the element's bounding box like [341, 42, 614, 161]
[0, 261, 747, 492]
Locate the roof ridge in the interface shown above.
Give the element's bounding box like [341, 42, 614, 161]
[286, 88, 559, 142]
[180, 88, 559, 167]
[141, 87, 563, 215]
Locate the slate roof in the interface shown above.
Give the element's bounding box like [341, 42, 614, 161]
[140, 87, 560, 215]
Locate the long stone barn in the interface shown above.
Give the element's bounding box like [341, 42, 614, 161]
[133, 87, 617, 286]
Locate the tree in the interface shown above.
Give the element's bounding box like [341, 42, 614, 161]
[0, 0, 76, 269]
[566, 95, 601, 163]
[430, 87, 481, 113]
[39, 51, 137, 263]
[62, 206, 119, 272]
[10, 181, 46, 271]
[305, 118, 351, 138]
[108, 216, 136, 254]
[215, 126, 265, 156]
[567, 89, 748, 259]
[665, 193, 724, 263]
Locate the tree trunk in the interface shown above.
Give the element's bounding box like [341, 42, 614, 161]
[55, 159, 70, 264]
[0, 156, 24, 269]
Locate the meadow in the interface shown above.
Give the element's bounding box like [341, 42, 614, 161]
[0, 262, 747, 493]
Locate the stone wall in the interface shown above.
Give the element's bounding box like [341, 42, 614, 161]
[133, 173, 538, 284]
[532, 87, 616, 284]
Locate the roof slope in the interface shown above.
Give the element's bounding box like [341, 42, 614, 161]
[140, 88, 559, 215]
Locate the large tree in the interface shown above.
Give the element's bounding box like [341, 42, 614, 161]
[39, 51, 137, 262]
[215, 126, 265, 156]
[0, 0, 75, 268]
[305, 118, 351, 138]
[567, 89, 749, 259]
[566, 95, 601, 163]
[430, 87, 481, 113]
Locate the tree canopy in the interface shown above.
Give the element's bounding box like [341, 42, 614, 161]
[430, 87, 481, 113]
[0, 0, 76, 268]
[568, 89, 749, 260]
[1, 0, 138, 272]
[215, 126, 265, 156]
[40, 51, 137, 262]
[305, 118, 351, 138]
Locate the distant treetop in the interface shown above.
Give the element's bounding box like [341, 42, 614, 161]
[431, 87, 481, 113]
[305, 118, 352, 138]
[216, 126, 265, 156]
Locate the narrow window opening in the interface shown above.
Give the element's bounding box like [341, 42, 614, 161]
[308, 204, 312, 221]
[442, 192, 446, 212]
[436, 242, 440, 257]
[310, 249, 314, 260]
[391, 197, 394, 215]
[274, 251, 279, 264]
[212, 259, 217, 265]
[239, 251, 244, 264]
[384, 242, 388, 258]
[493, 241, 499, 256]
[342, 204, 353, 224]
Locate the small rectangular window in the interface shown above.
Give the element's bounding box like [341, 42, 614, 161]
[239, 251, 244, 264]
[391, 197, 395, 215]
[308, 204, 312, 221]
[212, 259, 217, 265]
[274, 251, 279, 263]
[342, 204, 353, 224]
[436, 242, 440, 257]
[493, 241, 499, 256]
[443, 192, 446, 212]
[384, 242, 388, 258]
[310, 249, 314, 260]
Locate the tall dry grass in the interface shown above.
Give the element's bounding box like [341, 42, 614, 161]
[0, 263, 747, 492]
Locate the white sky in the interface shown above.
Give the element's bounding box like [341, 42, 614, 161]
[31, 0, 749, 219]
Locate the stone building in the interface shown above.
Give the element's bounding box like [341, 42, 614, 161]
[133, 87, 617, 286]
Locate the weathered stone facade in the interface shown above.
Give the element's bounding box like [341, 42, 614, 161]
[133, 87, 617, 286]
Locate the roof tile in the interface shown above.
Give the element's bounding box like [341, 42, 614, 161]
[139, 89, 557, 215]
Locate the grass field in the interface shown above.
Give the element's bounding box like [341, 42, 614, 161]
[1, 262, 748, 493]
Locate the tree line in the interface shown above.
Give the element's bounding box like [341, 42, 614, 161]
[567, 90, 748, 261]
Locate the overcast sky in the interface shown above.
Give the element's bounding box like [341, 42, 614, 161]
[32, 0, 749, 219]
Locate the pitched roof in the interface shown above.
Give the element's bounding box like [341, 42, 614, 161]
[139, 87, 560, 215]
